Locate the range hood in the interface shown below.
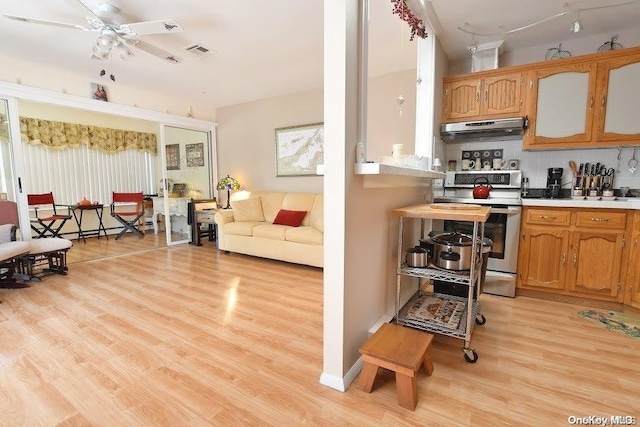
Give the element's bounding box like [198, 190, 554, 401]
[441, 117, 528, 142]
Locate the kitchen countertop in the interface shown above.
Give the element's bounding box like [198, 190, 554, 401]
[521, 197, 640, 209]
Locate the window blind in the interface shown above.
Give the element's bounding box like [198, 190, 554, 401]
[22, 143, 155, 205]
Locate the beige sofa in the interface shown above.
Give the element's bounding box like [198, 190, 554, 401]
[214, 191, 323, 267]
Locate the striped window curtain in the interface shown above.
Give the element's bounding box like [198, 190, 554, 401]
[21, 143, 155, 205]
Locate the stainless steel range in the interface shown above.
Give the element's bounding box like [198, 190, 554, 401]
[433, 170, 522, 297]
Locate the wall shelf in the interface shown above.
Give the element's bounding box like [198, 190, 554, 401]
[354, 163, 445, 188]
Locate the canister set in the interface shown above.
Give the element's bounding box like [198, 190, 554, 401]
[570, 161, 615, 198]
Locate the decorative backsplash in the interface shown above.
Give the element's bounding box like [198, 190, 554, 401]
[443, 139, 640, 194]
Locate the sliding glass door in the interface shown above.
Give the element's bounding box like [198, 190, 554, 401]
[160, 125, 214, 246]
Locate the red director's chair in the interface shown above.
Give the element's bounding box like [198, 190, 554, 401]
[27, 192, 72, 238]
[110, 192, 145, 240]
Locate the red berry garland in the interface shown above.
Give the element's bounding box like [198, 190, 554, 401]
[391, 0, 428, 40]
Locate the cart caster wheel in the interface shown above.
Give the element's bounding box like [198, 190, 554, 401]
[463, 349, 478, 363]
[475, 314, 486, 325]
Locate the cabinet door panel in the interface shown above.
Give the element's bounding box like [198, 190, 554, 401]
[445, 80, 482, 120]
[536, 72, 590, 138]
[483, 73, 522, 116]
[569, 231, 622, 297]
[625, 212, 640, 308]
[525, 63, 597, 148]
[520, 228, 569, 290]
[596, 54, 640, 143]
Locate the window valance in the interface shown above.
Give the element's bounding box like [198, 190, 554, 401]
[19, 117, 157, 155]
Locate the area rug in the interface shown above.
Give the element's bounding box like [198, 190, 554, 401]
[576, 309, 640, 341]
[405, 294, 465, 329]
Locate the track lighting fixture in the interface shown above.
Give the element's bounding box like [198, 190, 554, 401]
[570, 10, 583, 33]
[458, 0, 639, 38]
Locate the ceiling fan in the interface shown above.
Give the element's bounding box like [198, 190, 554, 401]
[3, 0, 184, 64]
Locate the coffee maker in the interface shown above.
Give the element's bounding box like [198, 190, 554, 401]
[546, 167, 563, 198]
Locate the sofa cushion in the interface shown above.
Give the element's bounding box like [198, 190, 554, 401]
[252, 224, 288, 240]
[230, 197, 265, 222]
[285, 226, 323, 246]
[308, 195, 323, 232]
[254, 192, 286, 223]
[281, 193, 318, 226]
[224, 221, 264, 236]
[273, 209, 307, 227]
[29, 238, 73, 253]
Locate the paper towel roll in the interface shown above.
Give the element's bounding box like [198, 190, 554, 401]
[392, 144, 404, 159]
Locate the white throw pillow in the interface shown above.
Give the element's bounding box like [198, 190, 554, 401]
[230, 197, 265, 222]
[0, 224, 14, 243]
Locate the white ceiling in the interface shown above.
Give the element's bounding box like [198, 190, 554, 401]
[0, 0, 638, 110]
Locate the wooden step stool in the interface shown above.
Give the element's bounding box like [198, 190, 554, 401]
[357, 323, 434, 410]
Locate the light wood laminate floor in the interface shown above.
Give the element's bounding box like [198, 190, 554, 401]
[1, 244, 638, 426]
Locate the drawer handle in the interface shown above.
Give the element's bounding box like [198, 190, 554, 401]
[561, 253, 567, 266]
[538, 215, 557, 220]
[601, 95, 606, 110]
[573, 253, 577, 267]
[590, 217, 610, 222]
[589, 95, 594, 110]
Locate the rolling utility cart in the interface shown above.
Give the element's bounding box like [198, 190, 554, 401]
[391, 204, 490, 363]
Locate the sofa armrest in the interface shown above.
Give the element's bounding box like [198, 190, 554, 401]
[214, 210, 235, 226]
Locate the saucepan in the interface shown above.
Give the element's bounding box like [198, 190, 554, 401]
[405, 246, 429, 268]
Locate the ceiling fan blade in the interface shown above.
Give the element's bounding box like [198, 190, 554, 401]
[61, 0, 103, 20]
[127, 39, 182, 64]
[119, 19, 183, 36]
[3, 14, 90, 31]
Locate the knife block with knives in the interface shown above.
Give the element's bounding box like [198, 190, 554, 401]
[573, 161, 615, 197]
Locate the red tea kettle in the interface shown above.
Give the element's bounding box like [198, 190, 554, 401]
[473, 177, 492, 199]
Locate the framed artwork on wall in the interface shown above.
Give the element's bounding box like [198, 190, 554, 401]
[186, 143, 205, 167]
[90, 83, 108, 102]
[275, 122, 324, 177]
[166, 143, 180, 170]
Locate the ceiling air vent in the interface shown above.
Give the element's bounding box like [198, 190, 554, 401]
[183, 43, 215, 57]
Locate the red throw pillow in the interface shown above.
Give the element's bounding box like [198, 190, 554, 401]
[273, 209, 307, 227]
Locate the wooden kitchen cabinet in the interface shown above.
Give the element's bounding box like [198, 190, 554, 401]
[594, 51, 640, 144]
[524, 48, 640, 149]
[567, 230, 624, 298]
[442, 72, 525, 123]
[523, 63, 597, 149]
[518, 226, 569, 291]
[518, 207, 626, 302]
[624, 211, 640, 309]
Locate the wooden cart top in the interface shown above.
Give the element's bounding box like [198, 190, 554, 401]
[392, 203, 491, 222]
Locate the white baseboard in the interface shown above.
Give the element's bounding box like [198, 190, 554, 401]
[319, 357, 364, 392]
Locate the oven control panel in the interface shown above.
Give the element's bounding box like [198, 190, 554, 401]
[444, 170, 522, 188]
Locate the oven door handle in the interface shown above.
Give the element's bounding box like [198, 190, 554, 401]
[490, 207, 522, 215]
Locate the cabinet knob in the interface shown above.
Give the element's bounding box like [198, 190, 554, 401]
[589, 95, 594, 110]
[561, 253, 567, 266]
[573, 253, 577, 267]
[601, 95, 607, 110]
[476, 91, 480, 102]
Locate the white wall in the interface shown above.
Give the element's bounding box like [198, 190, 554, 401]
[215, 89, 324, 196]
[0, 53, 216, 121]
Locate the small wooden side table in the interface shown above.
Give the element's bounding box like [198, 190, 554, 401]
[357, 323, 434, 410]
